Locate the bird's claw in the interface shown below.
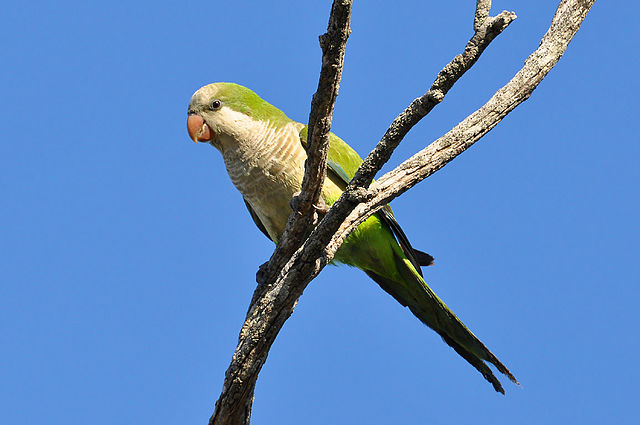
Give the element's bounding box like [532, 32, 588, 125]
[289, 191, 329, 224]
[312, 198, 329, 215]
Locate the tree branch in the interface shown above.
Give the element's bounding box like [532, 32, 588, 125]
[475, 0, 492, 32]
[209, 0, 595, 423]
[260, 0, 353, 287]
[345, 7, 516, 193]
[209, 2, 352, 425]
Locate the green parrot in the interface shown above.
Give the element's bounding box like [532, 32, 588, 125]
[187, 82, 518, 393]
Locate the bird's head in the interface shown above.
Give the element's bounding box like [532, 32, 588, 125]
[187, 82, 290, 145]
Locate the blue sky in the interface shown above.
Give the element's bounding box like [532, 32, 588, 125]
[1, 1, 638, 424]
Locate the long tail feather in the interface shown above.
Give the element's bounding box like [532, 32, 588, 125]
[366, 251, 518, 392]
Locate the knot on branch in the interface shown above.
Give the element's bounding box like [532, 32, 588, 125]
[319, 33, 331, 50]
[289, 192, 304, 214]
[256, 261, 270, 285]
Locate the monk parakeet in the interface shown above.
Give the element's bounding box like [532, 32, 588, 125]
[187, 82, 518, 393]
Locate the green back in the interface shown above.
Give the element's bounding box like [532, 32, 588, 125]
[298, 126, 364, 185]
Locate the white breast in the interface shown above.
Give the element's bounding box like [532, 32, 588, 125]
[213, 109, 307, 241]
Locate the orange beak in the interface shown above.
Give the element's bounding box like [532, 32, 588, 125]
[187, 114, 214, 143]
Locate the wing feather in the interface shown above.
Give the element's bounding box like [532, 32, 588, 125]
[298, 126, 432, 270]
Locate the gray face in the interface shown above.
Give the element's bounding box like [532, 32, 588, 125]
[187, 85, 223, 144]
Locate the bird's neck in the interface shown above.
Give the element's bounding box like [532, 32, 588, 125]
[214, 115, 308, 237]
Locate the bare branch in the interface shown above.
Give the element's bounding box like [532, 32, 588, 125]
[261, 0, 353, 285]
[209, 0, 595, 423]
[326, 0, 596, 260]
[347, 9, 516, 192]
[475, 0, 492, 32]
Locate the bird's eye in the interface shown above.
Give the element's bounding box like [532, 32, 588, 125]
[210, 99, 222, 110]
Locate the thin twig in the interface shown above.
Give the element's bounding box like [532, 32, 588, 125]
[347, 8, 516, 191]
[475, 0, 492, 32]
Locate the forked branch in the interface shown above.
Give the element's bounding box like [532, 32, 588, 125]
[209, 1, 596, 424]
[326, 0, 596, 256]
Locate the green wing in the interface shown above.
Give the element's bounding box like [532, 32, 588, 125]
[241, 125, 434, 270]
[298, 126, 433, 271]
[298, 126, 362, 185]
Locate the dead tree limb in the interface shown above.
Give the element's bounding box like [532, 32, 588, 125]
[209, 1, 596, 424]
[326, 0, 596, 256]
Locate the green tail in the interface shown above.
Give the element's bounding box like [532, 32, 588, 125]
[365, 249, 519, 394]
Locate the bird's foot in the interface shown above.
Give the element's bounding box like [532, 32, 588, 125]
[290, 191, 329, 224]
[312, 197, 329, 215]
